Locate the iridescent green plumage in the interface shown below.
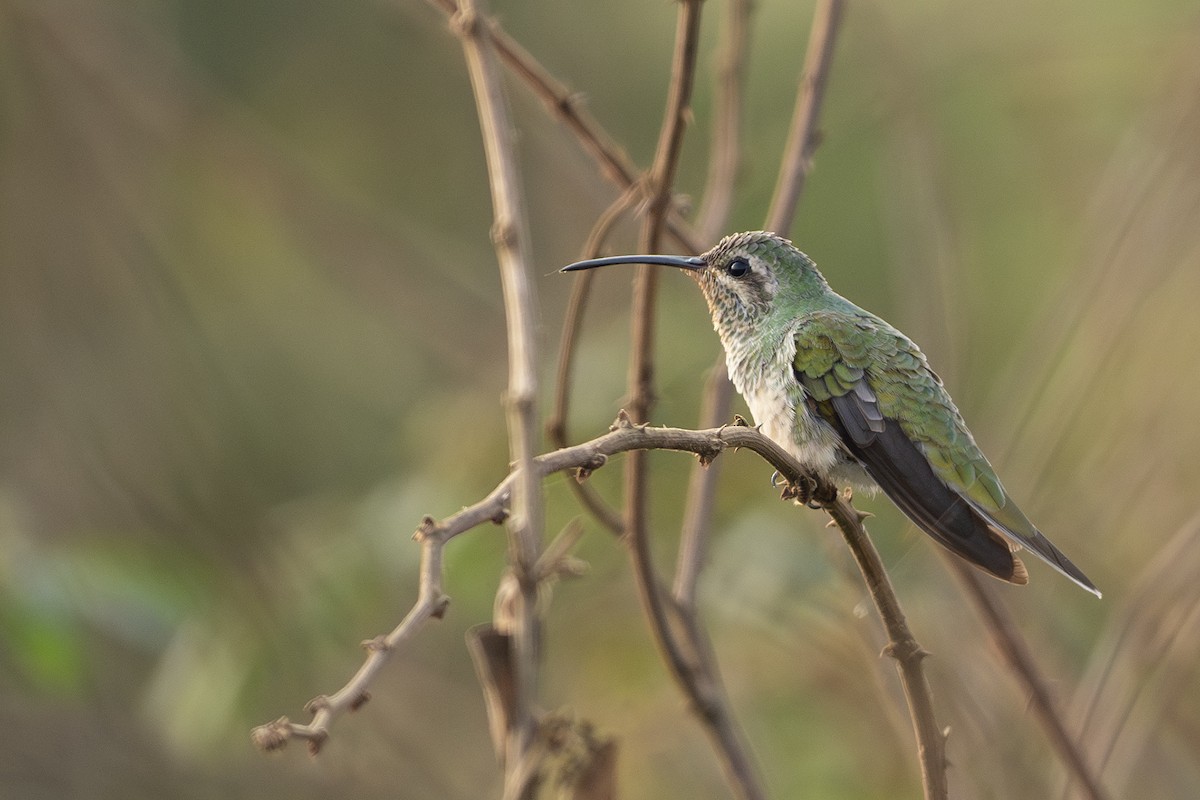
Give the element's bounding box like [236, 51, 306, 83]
[563, 231, 1099, 596]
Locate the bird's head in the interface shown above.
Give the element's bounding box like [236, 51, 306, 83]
[561, 231, 829, 331]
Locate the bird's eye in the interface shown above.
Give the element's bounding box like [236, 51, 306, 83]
[726, 258, 750, 278]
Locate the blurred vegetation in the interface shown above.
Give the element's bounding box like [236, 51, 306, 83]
[1, 0, 1199, 797]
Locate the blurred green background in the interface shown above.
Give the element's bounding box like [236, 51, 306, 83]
[2, 0, 1199, 797]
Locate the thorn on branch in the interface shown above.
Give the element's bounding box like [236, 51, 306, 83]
[432, 594, 452, 619]
[695, 437, 723, 467]
[304, 695, 331, 716]
[881, 640, 931, 664]
[611, 409, 635, 430]
[414, 516, 443, 542]
[250, 718, 292, 752]
[490, 218, 518, 249]
[361, 636, 390, 653]
[449, 7, 481, 38]
[553, 90, 586, 117]
[575, 452, 608, 482]
[306, 731, 328, 757]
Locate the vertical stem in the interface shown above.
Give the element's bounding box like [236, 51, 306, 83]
[455, 3, 543, 796]
[621, 4, 768, 800]
[425, 0, 702, 254]
[679, 0, 847, 611]
[765, 0, 846, 234]
[623, 0, 704, 655]
[696, 0, 755, 243]
[673, 360, 733, 607]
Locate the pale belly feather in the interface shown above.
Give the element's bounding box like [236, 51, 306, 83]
[725, 331, 875, 490]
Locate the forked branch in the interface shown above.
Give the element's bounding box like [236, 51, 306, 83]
[248, 419, 814, 753]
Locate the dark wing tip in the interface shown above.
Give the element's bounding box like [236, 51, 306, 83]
[968, 504, 1103, 598]
[826, 393, 1022, 583]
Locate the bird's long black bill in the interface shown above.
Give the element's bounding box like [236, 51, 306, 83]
[561, 254, 706, 272]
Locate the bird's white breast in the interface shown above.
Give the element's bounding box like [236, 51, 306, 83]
[723, 325, 844, 476]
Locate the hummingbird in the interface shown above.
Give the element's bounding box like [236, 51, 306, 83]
[562, 230, 1099, 596]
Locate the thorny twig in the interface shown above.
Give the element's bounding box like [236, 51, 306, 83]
[251, 419, 827, 753]
[618, 4, 773, 800]
[454, 1, 544, 794]
[829, 493, 948, 800]
[664, 4, 856, 791]
[677, 0, 846, 611]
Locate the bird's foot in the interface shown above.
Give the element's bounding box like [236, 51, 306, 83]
[779, 474, 818, 506]
[810, 480, 839, 507]
[778, 473, 840, 508]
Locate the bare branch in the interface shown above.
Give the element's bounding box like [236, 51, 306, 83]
[826, 493, 949, 800]
[639, 0, 705, 254]
[625, 0, 705, 422]
[623, 0, 706, 715]
[681, 0, 847, 611]
[251, 420, 820, 755]
[454, 1, 544, 793]
[252, 417, 949, 800]
[613, 6, 771, 800]
[549, 184, 644, 450]
[765, 0, 846, 234]
[696, 0, 755, 243]
[421, 0, 701, 254]
[621, 0, 706, 734]
[250, 516, 454, 756]
[672, 0, 849, 751]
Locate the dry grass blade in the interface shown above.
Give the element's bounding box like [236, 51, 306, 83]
[948, 561, 1111, 800]
[1065, 511, 1200, 798]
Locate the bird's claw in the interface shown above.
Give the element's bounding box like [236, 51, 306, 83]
[778, 473, 839, 508]
[811, 481, 839, 506]
[779, 474, 817, 505]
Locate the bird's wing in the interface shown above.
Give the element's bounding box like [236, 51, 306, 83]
[793, 311, 1097, 595]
